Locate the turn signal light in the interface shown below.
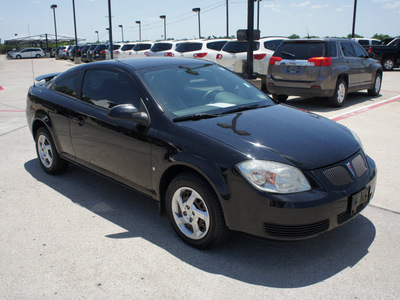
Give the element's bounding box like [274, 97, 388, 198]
[194, 52, 207, 58]
[254, 53, 266, 60]
[100, 50, 106, 54]
[307, 57, 332, 66]
[269, 56, 282, 65]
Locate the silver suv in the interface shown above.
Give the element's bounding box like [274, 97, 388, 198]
[267, 38, 383, 107]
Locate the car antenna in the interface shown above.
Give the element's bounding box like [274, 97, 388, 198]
[306, 27, 310, 39]
[28, 25, 36, 87]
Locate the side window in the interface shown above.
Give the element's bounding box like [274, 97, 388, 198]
[326, 42, 338, 57]
[358, 40, 368, 46]
[264, 40, 283, 51]
[341, 42, 356, 57]
[81, 69, 142, 109]
[353, 43, 367, 57]
[51, 73, 79, 98]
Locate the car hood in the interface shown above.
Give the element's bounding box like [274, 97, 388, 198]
[181, 105, 359, 170]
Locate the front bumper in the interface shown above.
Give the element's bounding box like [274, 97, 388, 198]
[221, 152, 377, 240]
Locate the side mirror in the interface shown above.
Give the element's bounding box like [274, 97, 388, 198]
[108, 104, 150, 127]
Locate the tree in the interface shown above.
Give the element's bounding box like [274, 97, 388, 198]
[372, 33, 391, 41]
[289, 34, 300, 39]
[347, 33, 363, 38]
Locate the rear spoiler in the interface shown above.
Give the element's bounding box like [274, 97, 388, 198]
[35, 72, 61, 82]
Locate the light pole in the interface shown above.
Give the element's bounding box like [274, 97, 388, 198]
[50, 4, 58, 50]
[95, 30, 99, 42]
[351, 0, 357, 38]
[107, 0, 114, 59]
[136, 21, 141, 41]
[192, 8, 201, 39]
[118, 25, 124, 42]
[72, 0, 78, 51]
[160, 15, 166, 40]
[255, 0, 262, 31]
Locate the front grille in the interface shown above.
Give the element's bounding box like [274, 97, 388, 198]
[352, 154, 367, 177]
[323, 166, 352, 186]
[264, 220, 329, 238]
[337, 202, 367, 225]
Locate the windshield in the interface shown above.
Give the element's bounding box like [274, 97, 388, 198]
[137, 64, 274, 120]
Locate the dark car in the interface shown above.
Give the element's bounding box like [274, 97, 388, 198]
[86, 44, 98, 62]
[267, 38, 382, 107]
[26, 58, 377, 249]
[368, 37, 400, 71]
[80, 45, 91, 62]
[92, 44, 108, 60]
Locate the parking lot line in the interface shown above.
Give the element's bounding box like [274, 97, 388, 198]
[331, 95, 400, 122]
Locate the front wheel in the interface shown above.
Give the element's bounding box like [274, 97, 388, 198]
[16, 55, 21, 59]
[166, 173, 229, 249]
[329, 78, 347, 107]
[382, 57, 394, 71]
[35, 54, 41, 58]
[35, 127, 68, 175]
[368, 73, 382, 96]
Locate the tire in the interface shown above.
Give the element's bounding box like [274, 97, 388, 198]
[382, 57, 394, 71]
[35, 54, 41, 58]
[166, 172, 229, 249]
[368, 73, 382, 96]
[35, 127, 68, 175]
[329, 78, 347, 107]
[16, 55, 21, 59]
[272, 94, 289, 103]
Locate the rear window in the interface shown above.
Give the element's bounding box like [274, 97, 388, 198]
[89, 45, 97, 50]
[151, 43, 173, 52]
[121, 44, 135, 51]
[206, 41, 227, 51]
[133, 44, 152, 51]
[221, 41, 259, 53]
[175, 42, 202, 53]
[274, 42, 337, 59]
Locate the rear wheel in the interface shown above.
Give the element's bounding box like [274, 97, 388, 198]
[16, 55, 21, 59]
[382, 57, 394, 71]
[368, 73, 382, 96]
[272, 94, 289, 103]
[35, 127, 68, 175]
[166, 173, 229, 249]
[35, 54, 41, 58]
[329, 78, 347, 107]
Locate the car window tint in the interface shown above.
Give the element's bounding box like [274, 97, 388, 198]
[175, 43, 202, 53]
[358, 40, 368, 46]
[206, 41, 227, 51]
[371, 40, 380, 45]
[52, 73, 79, 98]
[81, 69, 141, 109]
[222, 41, 259, 53]
[326, 42, 337, 57]
[341, 42, 356, 57]
[133, 44, 152, 51]
[274, 42, 324, 59]
[151, 43, 173, 52]
[264, 40, 283, 51]
[121, 44, 135, 51]
[352, 43, 367, 57]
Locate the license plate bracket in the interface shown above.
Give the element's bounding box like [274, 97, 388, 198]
[349, 187, 370, 215]
[287, 66, 300, 73]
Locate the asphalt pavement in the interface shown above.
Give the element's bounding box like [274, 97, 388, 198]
[0, 55, 399, 299]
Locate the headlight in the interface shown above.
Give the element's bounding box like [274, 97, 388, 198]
[236, 160, 311, 194]
[350, 130, 364, 152]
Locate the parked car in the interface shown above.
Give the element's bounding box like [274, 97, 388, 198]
[69, 45, 83, 61]
[145, 41, 179, 57]
[267, 38, 382, 106]
[10, 48, 45, 59]
[56, 46, 68, 59]
[65, 45, 73, 60]
[7, 48, 18, 58]
[368, 37, 400, 71]
[173, 39, 228, 63]
[352, 38, 380, 50]
[105, 43, 123, 60]
[216, 37, 287, 88]
[80, 45, 91, 62]
[85, 44, 98, 62]
[127, 42, 153, 57]
[92, 44, 108, 61]
[115, 43, 136, 59]
[27, 57, 376, 249]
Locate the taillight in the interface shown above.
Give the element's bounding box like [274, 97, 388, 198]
[193, 52, 207, 58]
[216, 54, 223, 60]
[269, 56, 282, 65]
[144, 51, 150, 57]
[100, 50, 106, 54]
[115, 50, 120, 54]
[307, 57, 332, 66]
[129, 52, 132, 55]
[368, 46, 373, 53]
[164, 52, 174, 57]
[254, 53, 266, 60]
[63, 50, 66, 52]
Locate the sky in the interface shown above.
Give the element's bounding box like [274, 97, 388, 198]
[0, 0, 399, 44]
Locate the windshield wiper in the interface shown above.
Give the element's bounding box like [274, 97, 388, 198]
[220, 104, 269, 115]
[281, 51, 296, 58]
[173, 113, 219, 122]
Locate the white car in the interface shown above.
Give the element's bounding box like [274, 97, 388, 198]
[11, 48, 45, 59]
[172, 39, 229, 63]
[216, 37, 287, 82]
[105, 43, 123, 60]
[145, 41, 179, 57]
[114, 43, 136, 59]
[127, 42, 153, 58]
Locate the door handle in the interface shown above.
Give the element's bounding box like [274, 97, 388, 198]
[73, 117, 85, 126]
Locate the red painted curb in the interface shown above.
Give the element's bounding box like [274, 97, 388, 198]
[0, 86, 4, 91]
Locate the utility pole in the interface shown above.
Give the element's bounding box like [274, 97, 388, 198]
[108, 0, 113, 59]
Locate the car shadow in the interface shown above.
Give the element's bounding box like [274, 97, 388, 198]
[24, 159, 376, 288]
[282, 92, 383, 114]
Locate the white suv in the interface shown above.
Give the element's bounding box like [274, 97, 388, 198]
[145, 41, 179, 57]
[127, 42, 153, 58]
[216, 37, 287, 82]
[172, 39, 228, 63]
[11, 48, 45, 59]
